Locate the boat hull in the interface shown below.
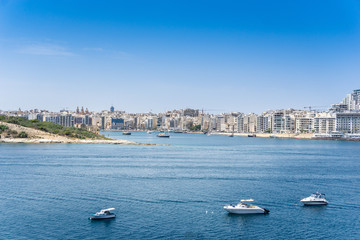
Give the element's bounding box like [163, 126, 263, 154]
[224, 206, 268, 214]
[90, 214, 116, 220]
[301, 201, 328, 206]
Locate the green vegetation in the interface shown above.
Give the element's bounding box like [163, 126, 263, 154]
[8, 130, 18, 135]
[0, 124, 9, 134]
[0, 116, 108, 140]
[189, 124, 201, 131]
[18, 131, 28, 138]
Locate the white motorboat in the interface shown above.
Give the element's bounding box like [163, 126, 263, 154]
[90, 208, 116, 220]
[223, 199, 269, 214]
[157, 133, 170, 138]
[300, 192, 328, 205]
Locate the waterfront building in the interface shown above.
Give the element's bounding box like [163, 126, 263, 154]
[145, 118, 154, 130]
[313, 113, 336, 133]
[237, 114, 244, 133]
[295, 117, 314, 133]
[271, 111, 283, 133]
[256, 115, 265, 133]
[111, 118, 124, 129]
[216, 115, 225, 132]
[243, 113, 257, 133]
[336, 112, 360, 133]
[281, 114, 295, 133]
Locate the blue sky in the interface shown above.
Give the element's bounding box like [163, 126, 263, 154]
[1, 0, 360, 113]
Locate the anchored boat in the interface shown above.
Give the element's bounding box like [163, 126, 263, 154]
[90, 208, 116, 220]
[157, 133, 170, 138]
[301, 192, 328, 205]
[223, 199, 269, 214]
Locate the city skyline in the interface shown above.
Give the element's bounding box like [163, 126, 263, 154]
[1, 1, 360, 113]
[1, 87, 358, 115]
[2, 89, 360, 136]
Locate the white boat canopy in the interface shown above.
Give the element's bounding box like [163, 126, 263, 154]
[241, 199, 254, 202]
[101, 208, 115, 211]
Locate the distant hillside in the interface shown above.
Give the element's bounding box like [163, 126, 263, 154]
[0, 116, 108, 140]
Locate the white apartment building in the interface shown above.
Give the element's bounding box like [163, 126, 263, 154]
[243, 113, 257, 133]
[216, 116, 225, 131]
[336, 112, 360, 133]
[281, 115, 295, 133]
[271, 111, 283, 133]
[313, 113, 336, 133]
[295, 117, 314, 133]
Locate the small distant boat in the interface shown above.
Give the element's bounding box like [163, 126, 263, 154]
[300, 192, 328, 205]
[224, 199, 269, 214]
[248, 134, 256, 137]
[157, 133, 170, 138]
[122, 132, 131, 135]
[269, 134, 277, 138]
[147, 130, 153, 134]
[90, 208, 116, 220]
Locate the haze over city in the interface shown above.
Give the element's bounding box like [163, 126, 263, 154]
[1, 0, 360, 113]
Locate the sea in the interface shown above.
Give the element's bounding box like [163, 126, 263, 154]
[0, 132, 359, 240]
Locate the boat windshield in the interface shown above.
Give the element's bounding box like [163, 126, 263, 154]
[312, 193, 325, 198]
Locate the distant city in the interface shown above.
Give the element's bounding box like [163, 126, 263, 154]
[1, 89, 360, 135]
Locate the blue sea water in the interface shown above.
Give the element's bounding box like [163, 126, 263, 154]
[0, 132, 359, 239]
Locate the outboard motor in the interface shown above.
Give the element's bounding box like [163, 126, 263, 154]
[263, 208, 270, 214]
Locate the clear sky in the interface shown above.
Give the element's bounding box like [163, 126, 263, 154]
[1, 0, 360, 114]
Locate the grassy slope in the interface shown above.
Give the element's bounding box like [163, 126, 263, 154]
[0, 116, 108, 140]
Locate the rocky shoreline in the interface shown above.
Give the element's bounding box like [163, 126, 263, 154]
[0, 121, 169, 146]
[0, 138, 168, 145]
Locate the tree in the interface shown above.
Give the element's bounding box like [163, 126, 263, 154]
[189, 124, 201, 131]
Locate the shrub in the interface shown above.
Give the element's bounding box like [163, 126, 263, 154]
[0, 125, 9, 131]
[8, 119, 19, 125]
[8, 130, 18, 135]
[18, 131, 28, 138]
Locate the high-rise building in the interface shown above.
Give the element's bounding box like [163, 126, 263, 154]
[331, 89, 360, 112]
